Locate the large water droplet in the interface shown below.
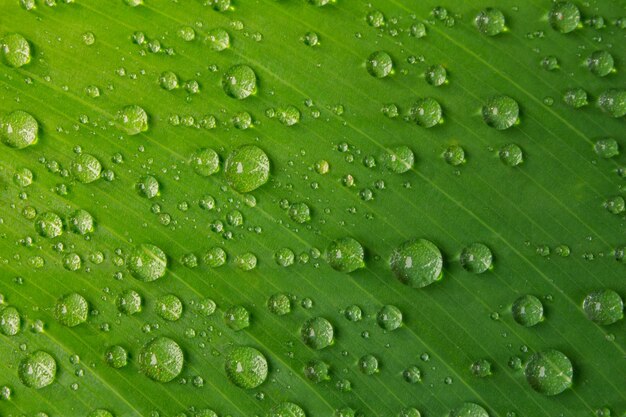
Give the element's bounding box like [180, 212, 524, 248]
[449, 402, 489, 417]
[0, 306, 21, 336]
[301, 317, 334, 350]
[512, 295, 544, 327]
[268, 402, 306, 417]
[587, 50, 614, 77]
[35, 212, 63, 238]
[482, 95, 519, 130]
[1, 110, 38, 148]
[411, 98, 443, 128]
[138, 337, 184, 382]
[157, 294, 183, 321]
[224, 145, 270, 192]
[460, 243, 493, 273]
[1, 33, 31, 68]
[127, 244, 168, 282]
[475, 8, 506, 36]
[19, 351, 56, 389]
[390, 238, 443, 288]
[303, 359, 329, 383]
[71, 153, 102, 183]
[224, 346, 268, 389]
[366, 51, 393, 78]
[382, 146, 414, 173]
[222, 65, 257, 99]
[116, 105, 148, 135]
[524, 349, 573, 395]
[55, 293, 88, 327]
[549, 2, 581, 33]
[582, 289, 623, 325]
[598, 89, 626, 118]
[325, 237, 365, 273]
[377, 305, 402, 331]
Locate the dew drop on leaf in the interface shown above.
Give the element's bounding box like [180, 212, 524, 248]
[1, 33, 31, 68]
[224, 346, 268, 389]
[54, 293, 88, 327]
[470, 359, 492, 378]
[448, 402, 489, 417]
[325, 237, 365, 273]
[460, 243, 493, 274]
[549, 2, 581, 34]
[138, 337, 184, 383]
[116, 105, 148, 135]
[475, 8, 506, 36]
[358, 354, 379, 375]
[303, 359, 329, 383]
[205, 28, 230, 51]
[301, 317, 334, 350]
[381, 146, 414, 174]
[156, 294, 183, 321]
[563, 88, 588, 108]
[19, 351, 57, 389]
[598, 89, 626, 118]
[136, 175, 160, 199]
[127, 243, 168, 282]
[499, 144, 524, 167]
[582, 289, 624, 325]
[377, 304, 402, 331]
[224, 305, 250, 330]
[105, 345, 128, 369]
[267, 293, 291, 315]
[587, 50, 614, 77]
[594, 138, 619, 159]
[35, 212, 63, 238]
[224, 145, 270, 193]
[0, 306, 21, 336]
[390, 238, 443, 288]
[1, 110, 38, 149]
[222, 64, 257, 99]
[482, 95, 519, 130]
[267, 402, 306, 417]
[366, 51, 393, 78]
[71, 153, 102, 183]
[524, 349, 573, 396]
[411, 97, 443, 128]
[511, 294, 544, 327]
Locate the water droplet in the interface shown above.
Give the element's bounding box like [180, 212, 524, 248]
[301, 317, 334, 350]
[410, 22, 427, 38]
[189, 148, 220, 177]
[1, 33, 31, 68]
[377, 305, 402, 331]
[204, 247, 227, 267]
[71, 153, 102, 183]
[587, 50, 614, 77]
[224, 145, 270, 193]
[512, 295, 544, 327]
[594, 138, 619, 158]
[19, 351, 56, 389]
[598, 89, 626, 118]
[222, 64, 257, 99]
[344, 304, 362, 322]
[1, 110, 38, 148]
[366, 51, 393, 78]
[549, 2, 580, 33]
[563, 87, 588, 108]
[604, 196, 624, 215]
[289, 202, 311, 224]
[63, 253, 82, 271]
[277, 105, 301, 126]
[366, 10, 385, 27]
[582, 289, 623, 325]
[235, 252, 257, 271]
[499, 144, 524, 167]
[268, 402, 306, 417]
[35, 212, 63, 238]
[87, 409, 113, 417]
[425, 64, 447, 86]
[157, 294, 183, 321]
[105, 345, 128, 368]
[482, 95, 519, 130]
[449, 402, 489, 417]
[524, 349, 573, 395]
[267, 293, 291, 315]
[69, 209, 94, 235]
[127, 244, 168, 282]
[136, 175, 160, 199]
[390, 238, 443, 288]
[0, 306, 21, 336]
[116, 105, 148, 135]
[55, 293, 88, 327]
[411, 97, 443, 128]
[303, 32, 320, 46]
[402, 365, 421, 383]
[159, 71, 179, 90]
[205, 28, 230, 51]
[325, 237, 365, 273]
[460, 243, 493, 273]
[303, 359, 329, 383]
[540, 55, 559, 71]
[358, 354, 379, 375]
[382, 146, 414, 173]
[224, 305, 250, 330]
[471, 359, 492, 377]
[224, 346, 268, 389]
[475, 8, 506, 36]
[138, 337, 184, 382]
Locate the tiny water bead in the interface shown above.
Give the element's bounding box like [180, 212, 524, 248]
[224, 305, 250, 330]
[512, 295, 544, 327]
[1, 33, 31, 68]
[381, 146, 414, 174]
[1, 110, 38, 148]
[594, 138, 619, 158]
[402, 365, 421, 383]
[267, 293, 291, 315]
[69, 209, 94, 235]
[325, 237, 365, 273]
[19, 351, 57, 389]
[136, 175, 160, 199]
[499, 144, 523, 167]
[138, 337, 184, 383]
[105, 345, 128, 368]
[444, 145, 466, 166]
[71, 153, 102, 183]
[524, 349, 573, 396]
[224, 346, 268, 389]
[35, 212, 63, 238]
[411, 97, 443, 128]
[460, 243, 493, 274]
[127, 243, 168, 282]
[482, 95, 519, 130]
[55, 293, 88, 327]
[449, 402, 489, 417]
[268, 402, 306, 417]
[366, 51, 393, 78]
[425, 64, 447, 86]
[304, 359, 330, 383]
[0, 306, 21, 336]
[587, 51, 614, 77]
[471, 359, 492, 377]
[549, 2, 581, 34]
[390, 238, 443, 288]
[222, 64, 257, 99]
[598, 89, 626, 118]
[358, 354, 379, 375]
[563, 88, 588, 108]
[190, 148, 220, 177]
[116, 290, 142, 315]
[582, 289, 623, 325]
[116, 105, 148, 135]
[377, 305, 402, 331]
[475, 8, 506, 36]
[224, 145, 270, 193]
[156, 294, 183, 321]
[205, 28, 230, 51]
[301, 317, 334, 350]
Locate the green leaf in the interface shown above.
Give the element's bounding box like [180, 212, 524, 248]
[0, 1, 624, 417]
